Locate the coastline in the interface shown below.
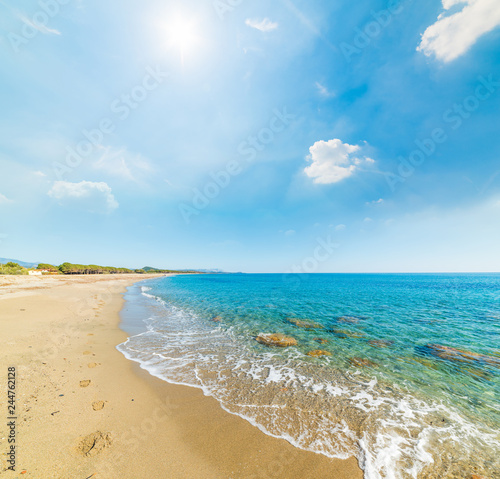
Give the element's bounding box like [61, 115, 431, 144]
[0, 274, 362, 478]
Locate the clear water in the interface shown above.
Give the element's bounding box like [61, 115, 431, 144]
[118, 273, 500, 478]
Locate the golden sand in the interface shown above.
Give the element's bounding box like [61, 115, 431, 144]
[0, 274, 362, 478]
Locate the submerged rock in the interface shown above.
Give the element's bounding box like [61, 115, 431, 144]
[349, 357, 378, 368]
[337, 316, 361, 324]
[286, 318, 323, 329]
[313, 338, 329, 344]
[463, 367, 492, 381]
[413, 357, 440, 371]
[329, 329, 365, 339]
[424, 344, 500, 368]
[211, 316, 222, 322]
[256, 333, 298, 347]
[368, 339, 394, 348]
[307, 350, 332, 358]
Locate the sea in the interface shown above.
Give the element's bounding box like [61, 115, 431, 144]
[117, 273, 500, 479]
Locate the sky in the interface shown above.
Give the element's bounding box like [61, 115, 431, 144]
[0, 0, 500, 273]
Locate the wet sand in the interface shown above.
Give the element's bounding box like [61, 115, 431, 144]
[0, 274, 363, 478]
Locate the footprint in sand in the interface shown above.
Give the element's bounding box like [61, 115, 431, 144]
[80, 380, 91, 387]
[87, 363, 100, 369]
[83, 351, 93, 355]
[92, 400, 106, 411]
[77, 431, 111, 457]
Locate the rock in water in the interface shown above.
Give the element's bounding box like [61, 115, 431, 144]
[349, 357, 378, 368]
[369, 339, 394, 348]
[313, 338, 329, 344]
[256, 333, 298, 347]
[307, 350, 332, 358]
[286, 318, 323, 329]
[329, 329, 365, 339]
[425, 344, 500, 368]
[337, 316, 361, 324]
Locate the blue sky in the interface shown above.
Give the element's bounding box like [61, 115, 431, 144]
[1, 0, 500, 272]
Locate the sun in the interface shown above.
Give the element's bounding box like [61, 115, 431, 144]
[167, 16, 200, 61]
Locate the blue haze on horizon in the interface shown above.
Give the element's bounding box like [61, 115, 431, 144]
[0, 0, 500, 273]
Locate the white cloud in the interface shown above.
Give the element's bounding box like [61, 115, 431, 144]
[48, 181, 119, 214]
[335, 224, 346, 231]
[92, 147, 152, 181]
[284, 229, 296, 236]
[418, 0, 500, 62]
[304, 139, 374, 184]
[245, 18, 278, 32]
[33, 170, 46, 177]
[0, 193, 13, 204]
[364, 217, 373, 223]
[19, 14, 61, 35]
[315, 82, 335, 98]
[367, 198, 384, 206]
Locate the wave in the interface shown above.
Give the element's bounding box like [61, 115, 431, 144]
[117, 285, 500, 479]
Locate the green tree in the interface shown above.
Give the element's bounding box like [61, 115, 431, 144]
[37, 263, 58, 272]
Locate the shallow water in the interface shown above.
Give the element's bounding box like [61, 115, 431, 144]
[118, 273, 500, 478]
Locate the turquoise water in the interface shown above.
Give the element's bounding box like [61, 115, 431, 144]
[118, 273, 500, 478]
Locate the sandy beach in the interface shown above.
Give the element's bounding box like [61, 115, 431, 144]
[0, 274, 362, 479]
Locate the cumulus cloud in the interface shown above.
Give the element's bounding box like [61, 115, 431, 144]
[0, 193, 13, 204]
[245, 18, 278, 32]
[284, 229, 296, 236]
[48, 181, 119, 214]
[335, 224, 346, 231]
[418, 0, 500, 62]
[304, 139, 374, 184]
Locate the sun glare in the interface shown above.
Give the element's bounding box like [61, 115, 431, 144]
[167, 16, 200, 62]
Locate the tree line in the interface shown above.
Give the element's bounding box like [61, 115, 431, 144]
[1, 262, 191, 275]
[41, 263, 185, 275]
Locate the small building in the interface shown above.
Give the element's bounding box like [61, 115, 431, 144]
[29, 270, 49, 276]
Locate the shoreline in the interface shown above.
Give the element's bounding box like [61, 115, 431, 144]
[0, 274, 362, 478]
